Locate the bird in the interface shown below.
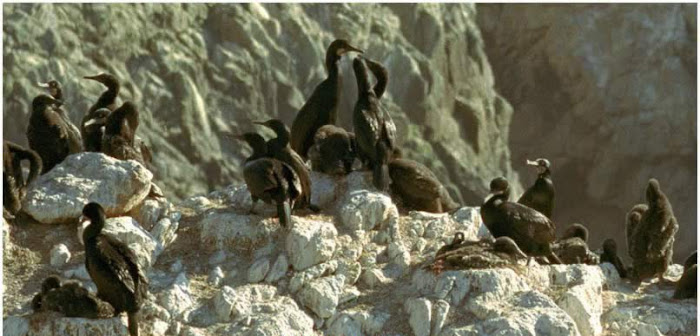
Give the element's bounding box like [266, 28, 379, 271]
[435, 232, 466, 258]
[32, 276, 115, 318]
[388, 157, 459, 213]
[290, 39, 363, 160]
[493, 236, 530, 261]
[626, 179, 679, 283]
[683, 251, 697, 271]
[101, 102, 151, 166]
[480, 177, 561, 265]
[26, 94, 78, 173]
[625, 203, 648, 257]
[3, 141, 42, 216]
[37, 80, 83, 153]
[518, 158, 554, 218]
[600, 238, 627, 278]
[553, 235, 595, 265]
[232, 132, 302, 227]
[561, 223, 589, 242]
[82, 73, 120, 152]
[82, 202, 148, 336]
[673, 264, 697, 299]
[352, 56, 396, 192]
[254, 119, 315, 211]
[308, 124, 357, 176]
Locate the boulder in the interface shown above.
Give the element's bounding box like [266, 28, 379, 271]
[198, 211, 278, 251]
[297, 275, 345, 318]
[338, 190, 398, 233]
[404, 297, 432, 336]
[49, 244, 71, 267]
[286, 218, 337, 271]
[157, 272, 194, 318]
[22, 153, 152, 224]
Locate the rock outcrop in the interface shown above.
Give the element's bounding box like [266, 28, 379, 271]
[477, 4, 697, 261]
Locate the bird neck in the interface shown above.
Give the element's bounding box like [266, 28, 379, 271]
[325, 50, 341, 76]
[96, 83, 120, 110]
[353, 61, 371, 94]
[53, 88, 63, 101]
[538, 169, 551, 180]
[83, 218, 105, 243]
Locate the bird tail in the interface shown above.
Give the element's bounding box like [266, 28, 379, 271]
[373, 163, 390, 192]
[277, 201, 291, 228]
[127, 312, 139, 336]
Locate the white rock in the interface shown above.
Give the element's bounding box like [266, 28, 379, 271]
[3, 316, 29, 336]
[22, 153, 152, 223]
[405, 297, 432, 336]
[199, 211, 277, 250]
[213, 284, 277, 322]
[431, 299, 449, 336]
[336, 259, 362, 285]
[129, 198, 165, 230]
[170, 259, 183, 273]
[63, 264, 90, 281]
[297, 275, 345, 318]
[265, 254, 289, 283]
[209, 250, 227, 265]
[340, 286, 361, 305]
[289, 261, 338, 293]
[208, 266, 225, 287]
[101, 216, 158, 268]
[49, 244, 71, 267]
[157, 272, 193, 318]
[451, 206, 491, 240]
[248, 258, 271, 283]
[151, 217, 178, 254]
[361, 268, 390, 289]
[327, 314, 363, 336]
[309, 171, 340, 209]
[286, 218, 337, 271]
[4, 315, 128, 336]
[555, 268, 604, 336]
[338, 190, 398, 233]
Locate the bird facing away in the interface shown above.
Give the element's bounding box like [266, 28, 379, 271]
[480, 177, 561, 265]
[255, 119, 314, 211]
[561, 223, 589, 242]
[600, 238, 627, 278]
[31, 275, 61, 311]
[290, 39, 363, 160]
[626, 179, 679, 282]
[518, 158, 554, 219]
[674, 264, 697, 299]
[82, 202, 148, 336]
[32, 275, 115, 318]
[37, 80, 83, 153]
[388, 157, 459, 213]
[101, 101, 150, 166]
[27, 94, 78, 174]
[352, 56, 396, 192]
[308, 124, 357, 176]
[82, 73, 120, 152]
[232, 132, 302, 227]
[3, 141, 42, 215]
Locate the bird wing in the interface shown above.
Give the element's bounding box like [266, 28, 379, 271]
[244, 159, 279, 197]
[503, 202, 555, 243]
[279, 161, 302, 201]
[97, 235, 146, 296]
[388, 159, 441, 198]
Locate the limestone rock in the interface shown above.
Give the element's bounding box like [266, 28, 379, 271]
[338, 190, 398, 233]
[247, 258, 270, 283]
[21, 153, 153, 224]
[265, 254, 289, 283]
[96, 216, 158, 268]
[286, 218, 337, 271]
[404, 297, 431, 336]
[157, 272, 194, 318]
[3, 314, 128, 336]
[199, 211, 277, 251]
[49, 244, 71, 267]
[297, 275, 345, 318]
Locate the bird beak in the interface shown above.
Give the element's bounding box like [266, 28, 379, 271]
[83, 116, 107, 127]
[526, 159, 539, 166]
[252, 121, 267, 127]
[84, 74, 100, 81]
[37, 81, 50, 88]
[484, 192, 497, 203]
[346, 45, 364, 54]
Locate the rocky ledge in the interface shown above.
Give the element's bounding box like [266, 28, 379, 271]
[3, 153, 697, 336]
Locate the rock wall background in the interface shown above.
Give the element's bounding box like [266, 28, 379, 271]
[477, 3, 696, 261]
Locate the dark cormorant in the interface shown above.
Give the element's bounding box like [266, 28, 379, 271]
[101, 102, 150, 166]
[31, 275, 61, 311]
[82, 202, 148, 336]
[493, 236, 529, 261]
[27, 94, 79, 173]
[232, 132, 301, 227]
[3, 141, 42, 215]
[290, 39, 363, 159]
[561, 223, 589, 242]
[255, 119, 314, 211]
[32, 276, 115, 318]
[684, 251, 697, 271]
[308, 124, 356, 176]
[480, 177, 561, 264]
[83, 73, 120, 152]
[600, 238, 627, 278]
[626, 179, 678, 282]
[352, 56, 396, 192]
[37, 80, 83, 153]
[388, 157, 459, 213]
[435, 232, 466, 258]
[673, 264, 697, 299]
[518, 158, 554, 218]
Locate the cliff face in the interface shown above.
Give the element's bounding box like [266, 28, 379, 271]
[3, 3, 521, 204]
[477, 4, 697, 261]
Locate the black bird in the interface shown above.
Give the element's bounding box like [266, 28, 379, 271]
[600, 238, 627, 278]
[232, 132, 301, 227]
[683, 251, 697, 271]
[674, 264, 697, 299]
[3, 141, 42, 216]
[352, 56, 396, 192]
[626, 179, 679, 283]
[82, 202, 148, 336]
[32, 276, 115, 318]
[435, 232, 466, 258]
[101, 102, 151, 166]
[290, 39, 363, 159]
[255, 119, 314, 211]
[37, 80, 83, 153]
[493, 236, 529, 261]
[480, 177, 561, 265]
[83, 73, 120, 152]
[518, 158, 554, 219]
[27, 94, 78, 173]
[388, 157, 459, 213]
[561, 223, 589, 242]
[308, 124, 357, 176]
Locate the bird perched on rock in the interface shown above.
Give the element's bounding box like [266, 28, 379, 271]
[82, 73, 120, 152]
[674, 263, 696, 299]
[683, 251, 697, 271]
[352, 56, 396, 192]
[3, 141, 42, 216]
[32, 275, 114, 318]
[518, 158, 554, 219]
[388, 157, 459, 213]
[232, 132, 301, 227]
[101, 102, 151, 166]
[82, 202, 148, 336]
[290, 39, 363, 159]
[435, 232, 466, 258]
[255, 119, 315, 211]
[480, 177, 561, 265]
[26, 94, 78, 173]
[561, 223, 589, 242]
[626, 179, 679, 283]
[600, 238, 627, 278]
[433, 236, 528, 272]
[308, 124, 357, 176]
[37, 80, 83, 153]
